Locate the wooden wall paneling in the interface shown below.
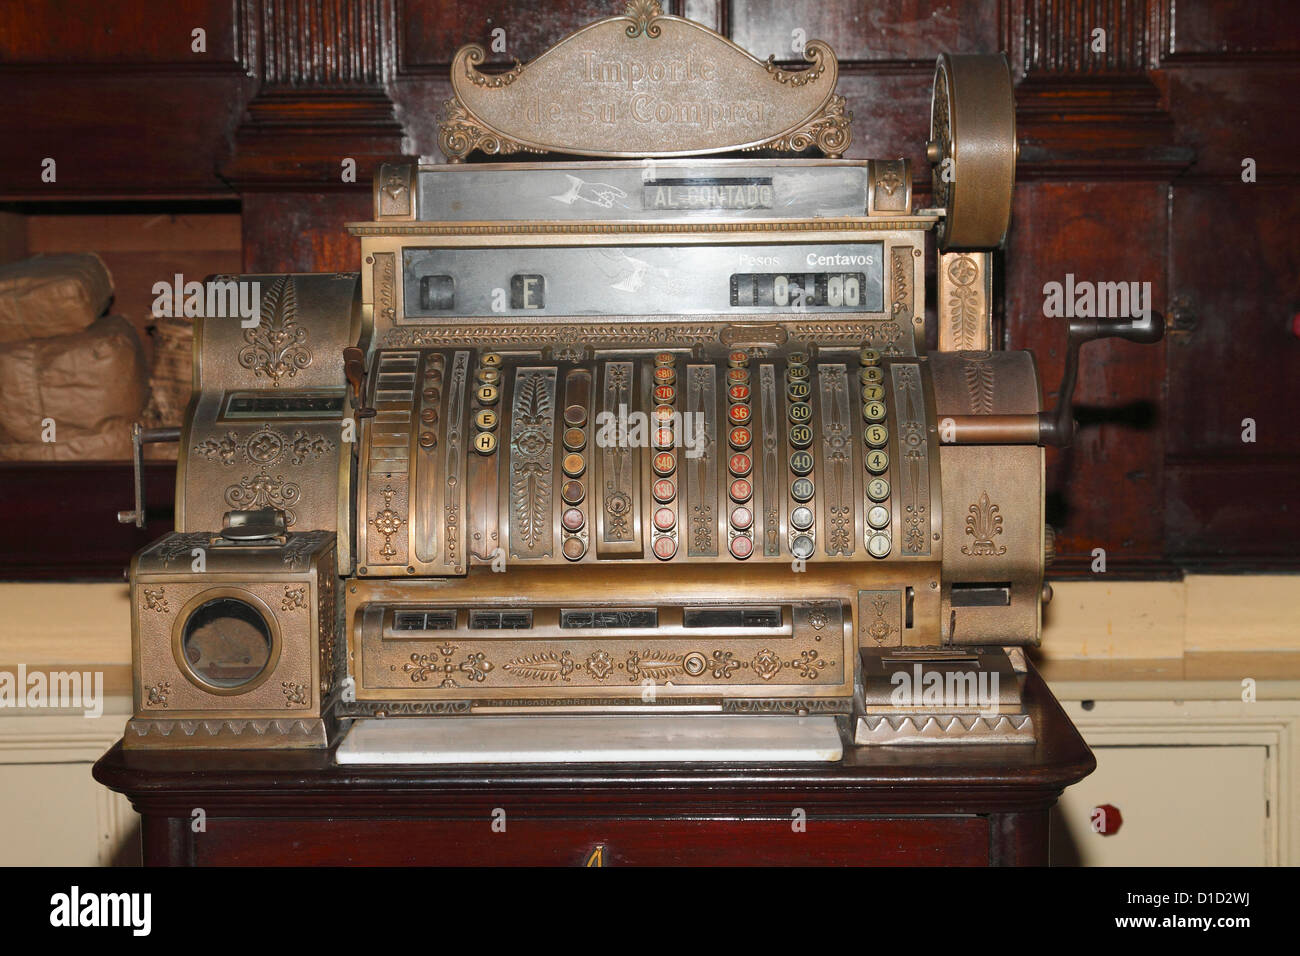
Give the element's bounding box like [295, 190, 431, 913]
[1004, 181, 1169, 573]
[240, 192, 370, 273]
[0, 1, 240, 65]
[1164, 183, 1300, 563]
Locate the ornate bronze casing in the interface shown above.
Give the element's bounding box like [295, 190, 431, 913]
[122, 2, 1080, 748]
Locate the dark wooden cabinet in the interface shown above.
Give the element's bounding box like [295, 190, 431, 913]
[93, 668, 1092, 866]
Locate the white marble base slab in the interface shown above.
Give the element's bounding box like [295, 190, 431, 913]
[336, 715, 843, 764]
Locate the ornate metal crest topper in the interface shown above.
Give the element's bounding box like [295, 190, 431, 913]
[440, 1, 850, 161]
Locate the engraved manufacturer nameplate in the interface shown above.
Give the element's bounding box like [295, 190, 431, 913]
[441, 4, 850, 161]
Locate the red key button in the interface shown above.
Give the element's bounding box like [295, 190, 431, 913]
[653, 452, 676, 476]
[653, 507, 676, 531]
[728, 404, 751, 425]
[727, 368, 749, 384]
[730, 506, 753, 530]
[729, 477, 753, 501]
[728, 452, 752, 476]
[653, 478, 676, 502]
[653, 536, 678, 560]
[728, 384, 751, 403]
[562, 508, 585, 532]
[654, 384, 675, 403]
[729, 426, 752, 449]
[654, 427, 674, 449]
[729, 535, 754, 559]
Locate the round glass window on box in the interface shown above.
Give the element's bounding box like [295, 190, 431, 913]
[172, 590, 282, 694]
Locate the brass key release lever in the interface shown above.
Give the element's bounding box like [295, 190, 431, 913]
[343, 346, 376, 420]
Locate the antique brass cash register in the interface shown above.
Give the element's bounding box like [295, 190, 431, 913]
[120, 4, 1159, 760]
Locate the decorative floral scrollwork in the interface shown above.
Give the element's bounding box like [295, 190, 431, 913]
[238, 276, 312, 386]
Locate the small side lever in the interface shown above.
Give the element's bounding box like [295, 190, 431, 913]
[117, 423, 182, 528]
[1037, 314, 1164, 447]
[343, 346, 376, 420]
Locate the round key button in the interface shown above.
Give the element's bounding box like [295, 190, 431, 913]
[726, 368, 749, 385]
[654, 427, 674, 450]
[860, 366, 884, 385]
[789, 450, 814, 476]
[728, 403, 752, 426]
[562, 453, 586, 477]
[786, 364, 809, 380]
[653, 366, 676, 386]
[419, 431, 437, 449]
[867, 505, 890, 530]
[653, 404, 675, 423]
[421, 407, 439, 425]
[859, 347, 881, 367]
[654, 384, 676, 404]
[790, 534, 815, 560]
[787, 351, 809, 366]
[729, 426, 752, 450]
[787, 381, 811, 401]
[653, 536, 677, 560]
[562, 480, 585, 505]
[788, 402, 812, 424]
[729, 535, 754, 560]
[563, 537, 587, 561]
[563, 508, 586, 532]
[791, 477, 814, 502]
[653, 452, 676, 476]
[476, 384, 500, 405]
[862, 383, 885, 402]
[424, 368, 443, 386]
[868, 534, 891, 558]
[865, 424, 889, 448]
[564, 404, 587, 427]
[654, 352, 675, 367]
[729, 452, 752, 476]
[867, 477, 890, 502]
[789, 424, 813, 448]
[653, 478, 676, 503]
[728, 350, 749, 368]
[790, 505, 814, 531]
[862, 401, 886, 423]
[729, 477, 753, 502]
[473, 432, 497, 455]
[653, 507, 676, 531]
[865, 449, 889, 474]
[479, 352, 502, 368]
[728, 383, 751, 404]
[477, 367, 500, 385]
[422, 386, 441, 403]
[563, 426, 585, 450]
[730, 506, 753, 531]
[475, 408, 498, 431]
